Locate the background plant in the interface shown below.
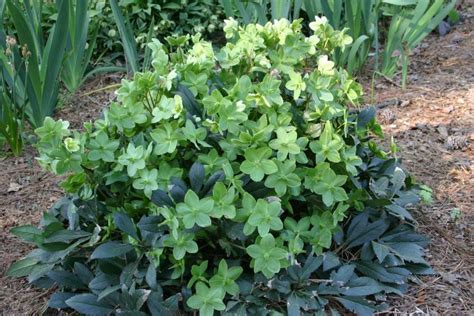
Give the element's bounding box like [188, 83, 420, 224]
[221, 0, 455, 84]
[4, 0, 69, 128]
[61, 0, 122, 93]
[0, 1, 25, 155]
[8, 19, 432, 315]
[379, 0, 456, 87]
[90, 0, 224, 63]
[0, 44, 25, 155]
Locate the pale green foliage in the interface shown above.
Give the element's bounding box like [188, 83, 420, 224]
[34, 17, 366, 315]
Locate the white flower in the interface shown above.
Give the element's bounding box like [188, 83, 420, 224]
[309, 16, 328, 31]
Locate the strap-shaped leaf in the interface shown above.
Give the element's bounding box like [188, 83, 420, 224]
[110, 0, 138, 73]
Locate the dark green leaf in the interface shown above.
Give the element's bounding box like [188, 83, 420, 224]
[10, 225, 43, 244]
[355, 261, 406, 284]
[44, 229, 91, 243]
[6, 257, 39, 277]
[48, 292, 75, 309]
[74, 262, 94, 284]
[332, 264, 355, 284]
[47, 270, 85, 289]
[66, 294, 114, 315]
[335, 296, 378, 316]
[91, 242, 134, 259]
[323, 252, 340, 271]
[301, 254, 323, 279]
[371, 241, 390, 263]
[151, 189, 174, 207]
[189, 162, 205, 192]
[357, 106, 375, 128]
[345, 213, 390, 248]
[114, 212, 139, 240]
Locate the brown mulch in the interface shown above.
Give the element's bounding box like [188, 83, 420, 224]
[360, 7, 474, 315]
[0, 75, 120, 315]
[0, 10, 473, 316]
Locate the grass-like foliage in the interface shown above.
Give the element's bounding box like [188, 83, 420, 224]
[8, 18, 433, 315]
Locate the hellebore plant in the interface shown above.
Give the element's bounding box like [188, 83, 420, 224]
[8, 18, 432, 316]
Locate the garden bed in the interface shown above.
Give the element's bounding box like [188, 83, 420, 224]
[1, 10, 472, 316]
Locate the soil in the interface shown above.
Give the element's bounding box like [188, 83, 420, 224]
[1, 9, 473, 316]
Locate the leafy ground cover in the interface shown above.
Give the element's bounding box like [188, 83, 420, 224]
[0, 6, 472, 316]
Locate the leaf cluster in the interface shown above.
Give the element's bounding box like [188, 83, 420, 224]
[9, 18, 430, 316]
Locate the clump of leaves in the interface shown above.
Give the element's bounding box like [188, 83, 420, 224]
[8, 18, 432, 315]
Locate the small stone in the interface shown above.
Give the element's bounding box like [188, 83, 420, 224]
[8, 182, 22, 193]
[400, 100, 410, 107]
[437, 126, 449, 138]
[442, 105, 454, 113]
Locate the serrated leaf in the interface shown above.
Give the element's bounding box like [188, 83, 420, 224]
[371, 241, 390, 263]
[355, 261, 406, 284]
[345, 213, 390, 248]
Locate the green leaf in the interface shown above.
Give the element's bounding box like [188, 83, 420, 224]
[66, 294, 114, 315]
[6, 257, 39, 277]
[91, 242, 134, 259]
[189, 162, 205, 192]
[113, 212, 139, 240]
[335, 296, 378, 316]
[345, 213, 390, 248]
[246, 234, 287, 278]
[187, 282, 225, 315]
[10, 225, 42, 244]
[110, 0, 139, 73]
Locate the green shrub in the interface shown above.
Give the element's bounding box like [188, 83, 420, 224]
[8, 18, 432, 315]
